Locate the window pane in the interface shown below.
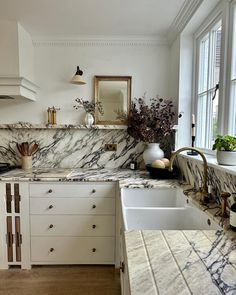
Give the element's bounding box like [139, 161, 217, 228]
[196, 93, 207, 147]
[230, 5, 236, 134]
[196, 20, 222, 149]
[198, 34, 209, 94]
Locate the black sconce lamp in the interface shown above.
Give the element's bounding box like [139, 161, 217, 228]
[70, 66, 86, 85]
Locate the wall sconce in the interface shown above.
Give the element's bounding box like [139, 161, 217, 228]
[70, 66, 86, 85]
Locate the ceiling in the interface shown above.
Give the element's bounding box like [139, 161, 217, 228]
[0, 0, 186, 37]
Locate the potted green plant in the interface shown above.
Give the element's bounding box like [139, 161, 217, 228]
[212, 135, 236, 165]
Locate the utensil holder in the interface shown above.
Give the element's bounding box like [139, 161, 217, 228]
[21, 156, 32, 170]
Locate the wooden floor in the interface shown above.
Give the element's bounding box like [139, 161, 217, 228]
[0, 265, 121, 295]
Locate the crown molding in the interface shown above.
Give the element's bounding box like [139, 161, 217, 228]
[167, 0, 204, 44]
[33, 35, 168, 47]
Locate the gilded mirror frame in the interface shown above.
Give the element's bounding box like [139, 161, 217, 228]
[94, 75, 132, 125]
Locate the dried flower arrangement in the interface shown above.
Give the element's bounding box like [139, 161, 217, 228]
[127, 95, 176, 143]
[73, 98, 104, 116]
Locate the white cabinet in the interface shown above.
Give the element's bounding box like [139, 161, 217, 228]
[29, 182, 116, 265]
[0, 182, 30, 269]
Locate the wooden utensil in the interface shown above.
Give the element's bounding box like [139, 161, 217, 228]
[30, 143, 39, 155]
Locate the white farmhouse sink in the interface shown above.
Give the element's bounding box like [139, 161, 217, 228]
[121, 188, 187, 208]
[123, 207, 221, 231]
[121, 187, 222, 231]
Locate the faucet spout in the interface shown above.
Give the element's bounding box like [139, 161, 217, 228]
[169, 147, 208, 195]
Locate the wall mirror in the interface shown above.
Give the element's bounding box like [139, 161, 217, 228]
[94, 76, 132, 125]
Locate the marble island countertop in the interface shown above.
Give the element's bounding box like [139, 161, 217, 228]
[125, 229, 236, 295]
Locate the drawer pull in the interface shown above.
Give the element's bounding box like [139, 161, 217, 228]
[48, 205, 54, 209]
[49, 224, 54, 229]
[92, 248, 96, 252]
[92, 205, 96, 209]
[50, 248, 54, 252]
[48, 189, 53, 194]
[92, 224, 96, 229]
[91, 189, 96, 194]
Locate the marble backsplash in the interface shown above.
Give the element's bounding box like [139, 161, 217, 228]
[0, 128, 173, 169]
[178, 155, 236, 204]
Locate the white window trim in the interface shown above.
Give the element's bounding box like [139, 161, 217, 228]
[192, 1, 228, 155]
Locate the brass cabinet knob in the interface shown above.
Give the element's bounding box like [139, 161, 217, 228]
[49, 224, 54, 229]
[120, 262, 125, 273]
[50, 248, 54, 252]
[48, 189, 53, 193]
[92, 205, 96, 209]
[48, 205, 54, 209]
[92, 224, 96, 229]
[91, 189, 96, 194]
[92, 248, 96, 252]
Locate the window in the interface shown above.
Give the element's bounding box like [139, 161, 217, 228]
[195, 20, 222, 149]
[229, 3, 236, 134]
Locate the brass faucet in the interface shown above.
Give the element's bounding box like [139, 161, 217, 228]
[169, 147, 209, 203]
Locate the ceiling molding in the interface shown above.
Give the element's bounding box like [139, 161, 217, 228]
[167, 0, 204, 44]
[33, 36, 168, 47]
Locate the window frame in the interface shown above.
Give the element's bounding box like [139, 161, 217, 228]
[193, 3, 227, 154]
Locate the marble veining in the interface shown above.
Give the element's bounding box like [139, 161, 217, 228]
[0, 124, 174, 169]
[125, 230, 236, 295]
[177, 155, 236, 206]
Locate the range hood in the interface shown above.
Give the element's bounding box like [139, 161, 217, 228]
[0, 21, 38, 101]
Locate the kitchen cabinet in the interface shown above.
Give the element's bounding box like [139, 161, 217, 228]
[29, 182, 116, 265]
[0, 182, 30, 269]
[0, 181, 117, 268]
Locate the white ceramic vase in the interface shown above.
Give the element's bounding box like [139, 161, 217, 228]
[84, 113, 94, 127]
[216, 151, 236, 165]
[143, 143, 164, 164]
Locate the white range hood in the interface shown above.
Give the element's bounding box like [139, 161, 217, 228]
[0, 21, 38, 101]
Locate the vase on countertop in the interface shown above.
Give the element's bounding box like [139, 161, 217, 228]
[143, 143, 164, 164]
[84, 113, 94, 127]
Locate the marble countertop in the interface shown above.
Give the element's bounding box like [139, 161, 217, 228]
[125, 229, 236, 295]
[1, 167, 235, 294]
[0, 168, 180, 188]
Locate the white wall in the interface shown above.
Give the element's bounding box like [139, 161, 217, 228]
[0, 41, 170, 124]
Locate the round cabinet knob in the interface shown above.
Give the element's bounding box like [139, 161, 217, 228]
[49, 224, 54, 229]
[92, 248, 96, 252]
[50, 248, 54, 252]
[92, 205, 96, 209]
[48, 205, 54, 209]
[92, 224, 96, 229]
[48, 189, 53, 193]
[91, 189, 96, 194]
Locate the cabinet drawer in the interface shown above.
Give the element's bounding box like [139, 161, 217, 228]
[30, 197, 115, 215]
[31, 215, 115, 237]
[31, 237, 115, 264]
[29, 183, 115, 198]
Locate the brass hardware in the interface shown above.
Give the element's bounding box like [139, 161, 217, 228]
[92, 224, 96, 229]
[104, 144, 117, 151]
[47, 106, 60, 125]
[49, 224, 54, 229]
[91, 189, 96, 193]
[50, 248, 54, 252]
[169, 147, 209, 202]
[220, 192, 231, 218]
[14, 183, 21, 213]
[92, 205, 96, 209]
[6, 183, 12, 213]
[120, 261, 125, 273]
[48, 205, 54, 209]
[48, 189, 53, 193]
[92, 248, 96, 252]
